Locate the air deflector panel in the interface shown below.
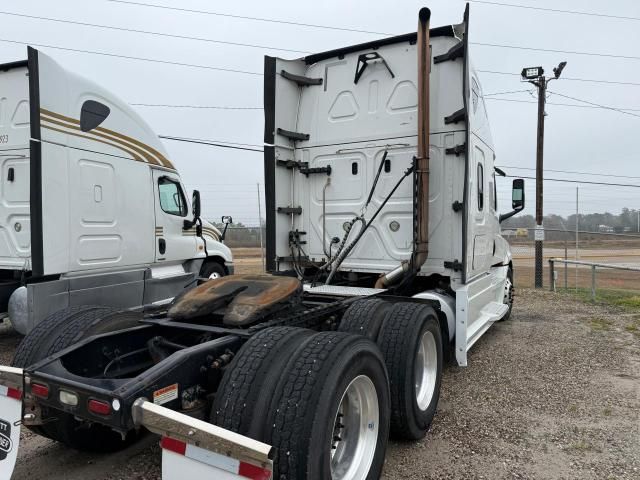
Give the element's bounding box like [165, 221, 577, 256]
[80, 100, 110, 132]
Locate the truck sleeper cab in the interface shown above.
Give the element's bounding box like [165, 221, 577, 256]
[0, 48, 232, 334]
[3, 5, 526, 480]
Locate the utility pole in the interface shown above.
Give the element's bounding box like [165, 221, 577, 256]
[521, 61, 567, 288]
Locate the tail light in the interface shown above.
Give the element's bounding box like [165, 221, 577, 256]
[31, 383, 49, 399]
[88, 399, 111, 416]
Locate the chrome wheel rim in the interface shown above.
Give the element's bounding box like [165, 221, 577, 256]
[415, 331, 437, 411]
[503, 275, 513, 307]
[330, 375, 379, 480]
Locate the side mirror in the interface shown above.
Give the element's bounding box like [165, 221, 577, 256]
[183, 190, 201, 229]
[220, 215, 233, 242]
[499, 179, 525, 223]
[192, 190, 201, 219]
[511, 178, 525, 211]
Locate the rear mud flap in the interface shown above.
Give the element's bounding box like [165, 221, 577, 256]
[0, 367, 23, 480]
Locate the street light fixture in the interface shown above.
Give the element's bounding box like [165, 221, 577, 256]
[521, 66, 544, 80]
[553, 61, 567, 79]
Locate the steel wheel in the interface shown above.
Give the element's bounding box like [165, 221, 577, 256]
[330, 375, 379, 480]
[209, 272, 222, 280]
[414, 331, 437, 411]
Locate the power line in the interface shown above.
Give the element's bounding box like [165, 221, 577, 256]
[484, 89, 532, 96]
[9, 7, 637, 64]
[159, 135, 264, 152]
[548, 91, 640, 118]
[0, 10, 308, 54]
[467, 1, 640, 22]
[5, 8, 636, 63]
[2, 33, 637, 90]
[0, 38, 263, 76]
[473, 42, 640, 61]
[131, 103, 262, 110]
[484, 97, 640, 112]
[505, 175, 640, 189]
[106, 0, 389, 35]
[497, 165, 640, 180]
[478, 70, 640, 87]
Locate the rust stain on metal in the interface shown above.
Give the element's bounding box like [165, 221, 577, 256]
[168, 274, 301, 326]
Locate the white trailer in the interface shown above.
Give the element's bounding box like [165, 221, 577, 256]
[0, 49, 233, 334]
[1, 5, 526, 480]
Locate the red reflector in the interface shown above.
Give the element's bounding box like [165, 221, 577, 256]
[88, 399, 111, 415]
[7, 387, 22, 400]
[239, 462, 272, 480]
[31, 383, 49, 399]
[160, 436, 187, 455]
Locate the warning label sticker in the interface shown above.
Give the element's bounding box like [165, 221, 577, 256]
[153, 384, 178, 405]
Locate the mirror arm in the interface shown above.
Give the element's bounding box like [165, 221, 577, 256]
[499, 207, 523, 224]
[183, 219, 195, 229]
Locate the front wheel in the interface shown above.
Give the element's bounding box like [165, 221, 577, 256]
[499, 265, 514, 321]
[200, 261, 226, 280]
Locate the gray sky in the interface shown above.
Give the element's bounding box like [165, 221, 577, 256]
[1, 0, 638, 224]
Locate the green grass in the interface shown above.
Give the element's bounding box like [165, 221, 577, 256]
[568, 439, 593, 452]
[624, 318, 640, 338]
[557, 287, 640, 311]
[589, 317, 613, 332]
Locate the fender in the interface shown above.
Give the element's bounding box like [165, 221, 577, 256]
[202, 239, 233, 265]
[412, 291, 455, 342]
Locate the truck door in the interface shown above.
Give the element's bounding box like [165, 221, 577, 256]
[152, 169, 196, 264]
[468, 143, 492, 278]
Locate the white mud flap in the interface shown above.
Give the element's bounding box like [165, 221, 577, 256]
[0, 367, 23, 480]
[132, 399, 273, 480]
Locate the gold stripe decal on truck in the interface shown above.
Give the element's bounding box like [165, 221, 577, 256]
[40, 108, 176, 170]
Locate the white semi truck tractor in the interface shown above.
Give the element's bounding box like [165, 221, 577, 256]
[0, 48, 233, 334]
[1, 5, 525, 479]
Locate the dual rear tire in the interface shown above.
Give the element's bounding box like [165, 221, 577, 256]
[212, 328, 390, 480]
[213, 299, 443, 479]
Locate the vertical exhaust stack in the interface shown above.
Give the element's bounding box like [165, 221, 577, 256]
[413, 6, 431, 273]
[375, 7, 431, 289]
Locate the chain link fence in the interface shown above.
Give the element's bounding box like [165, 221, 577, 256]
[220, 226, 265, 248]
[224, 226, 640, 304]
[507, 228, 640, 302]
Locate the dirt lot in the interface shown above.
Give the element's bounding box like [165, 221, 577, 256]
[2, 287, 639, 479]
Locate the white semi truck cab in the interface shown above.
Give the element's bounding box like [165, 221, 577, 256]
[1, 5, 526, 480]
[0, 48, 233, 334]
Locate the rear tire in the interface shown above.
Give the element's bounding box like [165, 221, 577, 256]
[11, 305, 115, 438]
[11, 305, 114, 368]
[19, 308, 142, 451]
[265, 331, 390, 480]
[210, 326, 313, 438]
[377, 302, 443, 440]
[338, 298, 392, 340]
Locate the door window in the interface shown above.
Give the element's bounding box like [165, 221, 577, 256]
[477, 163, 484, 211]
[158, 177, 187, 216]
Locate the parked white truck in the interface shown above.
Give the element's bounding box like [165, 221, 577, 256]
[0, 49, 233, 334]
[1, 5, 525, 479]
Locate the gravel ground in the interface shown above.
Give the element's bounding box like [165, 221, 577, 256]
[2, 288, 639, 479]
